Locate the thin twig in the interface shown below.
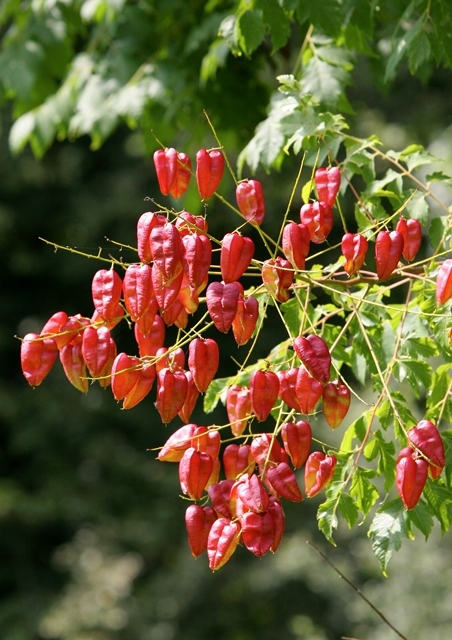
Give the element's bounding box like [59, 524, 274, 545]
[307, 541, 410, 640]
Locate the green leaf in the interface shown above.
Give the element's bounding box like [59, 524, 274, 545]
[368, 499, 410, 575]
[406, 501, 434, 539]
[338, 492, 359, 529]
[203, 376, 232, 414]
[298, 0, 345, 38]
[302, 56, 350, 109]
[256, 0, 291, 52]
[373, 430, 396, 492]
[317, 497, 339, 545]
[237, 115, 285, 173]
[350, 468, 379, 516]
[423, 481, 452, 533]
[404, 191, 429, 225]
[9, 112, 35, 155]
[237, 9, 265, 56]
[429, 216, 448, 252]
[399, 144, 438, 172]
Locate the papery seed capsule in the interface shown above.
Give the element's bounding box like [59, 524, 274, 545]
[155, 367, 188, 423]
[196, 149, 225, 200]
[207, 518, 241, 571]
[111, 353, 141, 401]
[91, 269, 123, 323]
[250, 370, 280, 422]
[179, 447, 214, 500]
[226, 385, 252, 436]
[261, 258, 294, 303]
[266, 462, 303, 502]
[60, 342, 88, 394]
[293, 334, 331, 384]
[408, 420, 445, 479]
[241, 511, 275, 557]
[232, 295, 259, 346]
[314, 167, 341, 206]
[323, 381, 351, 429]
[20, 333, 58, 387]
[304, 452, 337, 497]
[181, 232, 212, 291]
[185, 504, 217, 557]
[206, 281, 241, 333]
[341, 233, 368, 276]
[136, 212, 166, 263]
[300, 201, 333, 244]
[81, 325, 113, 378]
[281, 420, 312, 469]
[220, 232, 255, 283]
[175, 211, 208, 236]
[153, 147, 191, 199]
[436, 259, 452, 305]
[375, 230, 404, 280]
[282, 221, 310, 270]
[396, 217, 422, 262]
[295, 366, 324, 414]
[396, 448, 428, 510]
[158, 424, 197, 462]
[188, 337, 219, 393]
[236, 179, 265, 226]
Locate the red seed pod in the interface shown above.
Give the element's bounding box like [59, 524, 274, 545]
[233, 473, 270, 514]
[153, 147, 191, 199]
[152, 264, 184, 311]
[408, 420, 445, 479]
[122, 362, 156, 410]
[314, 166, 341, 206]
[282, 221, 310, 270]
[281, 420, 312, 469]
[293, 334, 331, 384]
[250, 433, 282, 467]
[196, 148, 225, 200]
[155, 346, 185, 374]
[178, 371, 200, 423]
[111, 353, 141, 401]
[261, 257, 294, 303]
[187, 337, 219, 393]
[323, 381, 351, 429]
[295, 366, 324, 415]
[341, 233, 368, 276]
[300, 201, 333, 244]
[236, 179, 265, 226]
[276, 368, 302, 412]
[205, 281, 241, 333]
[175, 211, 208, 237]
[59, 342, 88, 393]
[208, 479, 235, 519]
[176, 273, 200, 315]
[55, 314, 91, 349]
[97, 335, 117, 388]
[123, 264, 155, 322]
[155, 367, 188, 423]
[185, 504, 217, 557]
[150, 222, 183, 284]
[304, 451, 337, 497]
[91, 305, 124, 331]
[226, 385, 252, 436]
[375, 230, 404, 280]
[81, 325, 114, 378]
[223, 444, 254, 480]
[220, 232, 255, 283]
[266, 462, 303, 502]
[190, 426, 221, 461]
[179, 447, 213, 499]
[232, 295, 259, 346]
[134, 314, 166, 357]
[158, 424, 197, 462]
[207, 518, 241, 571]
[136, 211, 166, 264]
[241, 511, 275, 557]
[396, 447, 428, 509]
[181, 232, 212, 291]
[40, 311, 69, 342]
[20, 333, 58, 387]
[436, 259, 452, 305]
[91, 269, 123, 323]
[250, 369, 280, 422]
[268, 496, 285, 552]
[396, 217, 422, 262]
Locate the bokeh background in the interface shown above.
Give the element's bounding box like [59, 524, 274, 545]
[2, 2, 452, 639]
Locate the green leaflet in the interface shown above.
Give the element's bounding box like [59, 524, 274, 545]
[368, 499, 410, 575]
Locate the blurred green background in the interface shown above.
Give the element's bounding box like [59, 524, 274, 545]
[3, 2, 452, 639]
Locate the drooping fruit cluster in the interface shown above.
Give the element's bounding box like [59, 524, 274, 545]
[20, 144, 447, 569]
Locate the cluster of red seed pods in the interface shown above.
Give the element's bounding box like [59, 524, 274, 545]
[20, 146, 448, 569]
